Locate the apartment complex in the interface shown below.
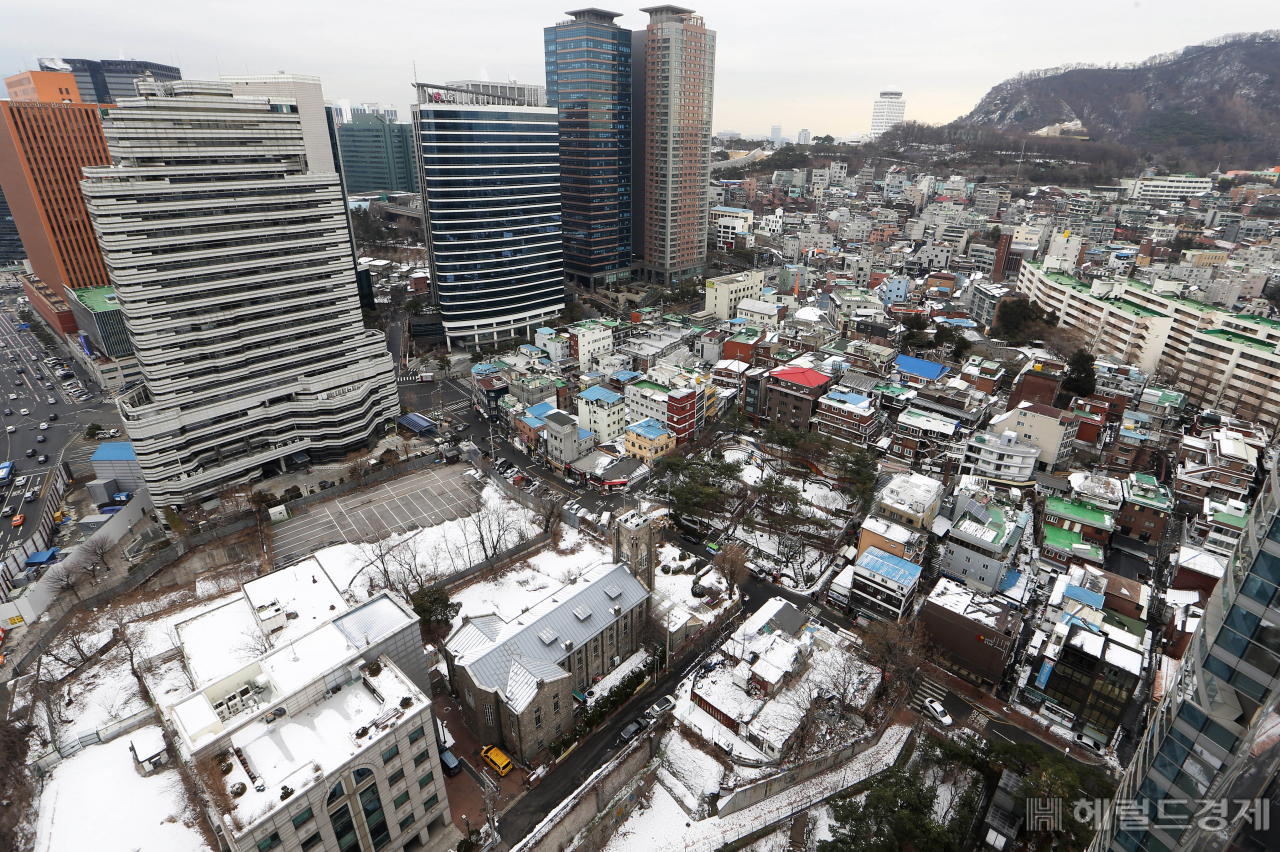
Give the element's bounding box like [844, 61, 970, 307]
[633, 5, 716, 285]
[545, 9, 633, 290]
[412, 83, 566, 350]
[82, 80, 398, 503]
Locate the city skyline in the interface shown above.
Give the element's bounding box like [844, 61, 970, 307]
[2, 0, 1274, 137]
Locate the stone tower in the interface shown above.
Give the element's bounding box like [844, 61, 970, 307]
[612, 509, 661, 591]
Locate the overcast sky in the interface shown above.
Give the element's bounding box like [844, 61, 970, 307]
[3, 1, 1276, 137]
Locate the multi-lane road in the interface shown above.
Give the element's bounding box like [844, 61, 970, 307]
[0, 300, 118, 557]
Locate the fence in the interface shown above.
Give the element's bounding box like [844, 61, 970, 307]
[7, 512, 262, 678]
[715, 698, 903, 816]
[29, 705, 157, 774]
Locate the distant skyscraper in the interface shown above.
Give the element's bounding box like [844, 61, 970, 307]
[633, 5, 716, 286]
[412, 83, 566, 351]
[82, 80, 397, 503]
[445, 79, 546, 107]
[869, 89, 905, 138]
[770, 124, 782, 145]
[37, 56, 180, 104]
[1092, 461, 1280, 852]
[546, 8, 632, 291]
[0, 98, 113, 333]
[337, 114, 419, 193]
[797, 128, 811, 145]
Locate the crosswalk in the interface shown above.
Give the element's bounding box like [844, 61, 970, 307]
[909, 677, 948, 713]
[397, 374, 420, 383]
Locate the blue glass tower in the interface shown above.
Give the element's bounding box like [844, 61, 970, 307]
[412, 83, 566, 351]
[544, 8, 632, 291]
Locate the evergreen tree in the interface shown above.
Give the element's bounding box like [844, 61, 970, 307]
[1062, 347, 1097, 398]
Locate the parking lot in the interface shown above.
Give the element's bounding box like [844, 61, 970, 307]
[270, 464, 480, 565]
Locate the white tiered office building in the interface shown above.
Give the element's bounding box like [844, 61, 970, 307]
[81, 80, 398, 504]
[869, 89, 905, 139]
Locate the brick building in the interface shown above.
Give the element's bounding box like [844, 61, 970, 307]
[920, 579, 1024, 685]
[761, 365, 833, 432]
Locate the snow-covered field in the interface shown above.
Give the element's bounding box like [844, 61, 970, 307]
[660, 729, 725, 799]
[34, 727, 210, 852]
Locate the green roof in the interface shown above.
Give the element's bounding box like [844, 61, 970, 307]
[1042, 524, 1104, 561]
[875, 384, 916, 397]
[1200, 328, 1275, 352]
[1114, 298, 1167, 319]
[1212, 510, 1249, 530]
[1045, 497, 1114, 530]
[73, 286, 121, 313]
[632, 380, 670, 393]
[1103, 609, 1147, 638]
[1146, 387, 1185, 406]
[1132, 472, 1157, 486]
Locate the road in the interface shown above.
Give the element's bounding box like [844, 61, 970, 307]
[0, 302, 119, 558]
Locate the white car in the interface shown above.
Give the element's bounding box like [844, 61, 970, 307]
[18, 409, 26, 416]
[14, 476, 26, 487]
[923, 698, 953, 727]
[38, 422, 47, 430]
[6, 394, 14, 401]
[4, 426, 13, 433]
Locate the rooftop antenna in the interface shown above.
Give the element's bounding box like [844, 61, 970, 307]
[1015, 140, 1026, 181]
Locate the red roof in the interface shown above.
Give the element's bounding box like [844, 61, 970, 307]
[768, 365, 830, 389]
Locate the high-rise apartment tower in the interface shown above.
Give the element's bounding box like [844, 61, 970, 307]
[869, 89, 905, 139]
[412, 82, 566, 351]
[633, 5, 716, 286]
[1091, 460, 1280, 852]
[82, 80, 398, 504]
[545, 8, 633, 291]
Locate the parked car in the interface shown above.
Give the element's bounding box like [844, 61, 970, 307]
[619, 719, 646, 743]
[480, 745, 513, 777]
[645, 695, 676, 719]
[438, 748, 463, 777]
[1074, 733, 1105, 754]
[922, 698, 953, 727]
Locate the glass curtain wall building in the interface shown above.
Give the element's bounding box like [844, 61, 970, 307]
[1092, 461, 1280, 852]
[544, 8, 632, 291]
[412, 83, 566, 352]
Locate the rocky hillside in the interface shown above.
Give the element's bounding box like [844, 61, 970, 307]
[960, 32, 1280, 169]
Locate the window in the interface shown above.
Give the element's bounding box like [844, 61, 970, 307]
[257, 833, 282, 851]
[394, 791, 410, 809]
[301, 832, 323, 852]
[327, 781, 346, 806]
[408, 726, 425, 744]
[413, 749, 432, 767]
[422, 794, 439, 811]
[418, 771, 435, 790]
[399, 812, 416, 832]
[354, 767, 374, 785]
[535, 707, 543, 729]
[292, 807, 315, 829]
[387, 768, 405, 786]
[484, 704, 494, 725]
[360, 783, 390, 851]
[330, 804, 359, 852]
[553, 694, 560, 714]
[381, 745, 400, 764]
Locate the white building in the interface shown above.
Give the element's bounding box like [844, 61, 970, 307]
[829, 162, 848, 186]
[567, 320, 614, 366]
[869, 90, 905, 139]
[797, 128, 811, 145]
[735, 297, 783, 327]
[990, 402, 1079, 472]
[82, 80, 398, 504]
[705, 270, 765, 320]
[221, 74, 335, 173]
[575, 385, 627, 441]
[962, 430, 1039, 485]
[1131, 174, 1214, 204]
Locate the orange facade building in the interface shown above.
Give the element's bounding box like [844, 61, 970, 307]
[0, 100, 112, 334]
[4, 70, 82, 103]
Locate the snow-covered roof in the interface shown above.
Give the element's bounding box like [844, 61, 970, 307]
[446, 562, 649, 713]
[924, 578, 1021, 632]
[1174, 545, 1226, 579]
[1105, 642, 1143, 675]
[693, 663, 763, 723]
[1067, 628, 1105, 658]
[242, 559, 349, 641]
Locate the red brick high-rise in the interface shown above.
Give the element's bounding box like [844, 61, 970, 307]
[633, 6, 715, 286]
[0, 98, 113, 333]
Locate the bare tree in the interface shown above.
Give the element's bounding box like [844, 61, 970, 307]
[217, 484, 254, 517]
[859, 617, 940, 703]
[466, 503, 521, 562]
[80, 533, 116, 578]
[43, 623, 97, 670]
[776, 684, 819, 763]
[164, 625, 198, 690]
[713, 542, 750, 592]
[358, 518, 403, 595]
[109, 612, 154, 682]
[233, 626, 273, 662]
[47, 562, 87, 603]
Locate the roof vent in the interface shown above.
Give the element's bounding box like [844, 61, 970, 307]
[538, 628, 558, 645]
[604, 584, 622, 599]
[573, 606, 592, 621]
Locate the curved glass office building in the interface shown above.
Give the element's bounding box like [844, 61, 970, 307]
[412, 84, 566, 351]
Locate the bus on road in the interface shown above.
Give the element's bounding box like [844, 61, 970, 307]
[0, 462, 12, 486]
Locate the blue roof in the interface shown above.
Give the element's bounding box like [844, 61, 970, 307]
[894, 354, 949, 381]
[626, 418, 671, 440]
[1063, 585, 1105, 609]
[471, 362, 500, 376]
[612, 370, 641, 382]
[824, 389, 870, 406]
[520, 416, 545, 429]
[855, 546, 924, 587]
[577, 427, 594, 441]
[998, 569, 1023, 592]
[25, 549, 58, 566]
[536, 327, 556, 335]
[727, 317, 748, 325]
[937, 318, 977, 327]
[397, 413, 436, 434]
[527, 401, 556, 419]
[577, 385, 622, 404]
[90, 442, 136, 462]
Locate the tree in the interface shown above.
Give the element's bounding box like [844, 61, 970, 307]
[436, 353, 452, 374]
[1062, 347, 1097, 398]
[712, 542, 750, 591]
[85, 423, 103, 438]
[991, 297, 1045, 343]
[410, 587, 461, 631]
[820, 766, 949, 852]
[831, 446, 877, 509]
[987, 741, 1114, 852]
[859, 618, 940, 702]
[47, 563, 87, 603]
[951, 335, 973, 362]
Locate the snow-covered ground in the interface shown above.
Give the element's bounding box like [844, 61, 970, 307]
[603, 725, 912, 852]
[34, 727, 209, 852]
[447, 531, 613, 632]
[660, 729, 725, 799]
